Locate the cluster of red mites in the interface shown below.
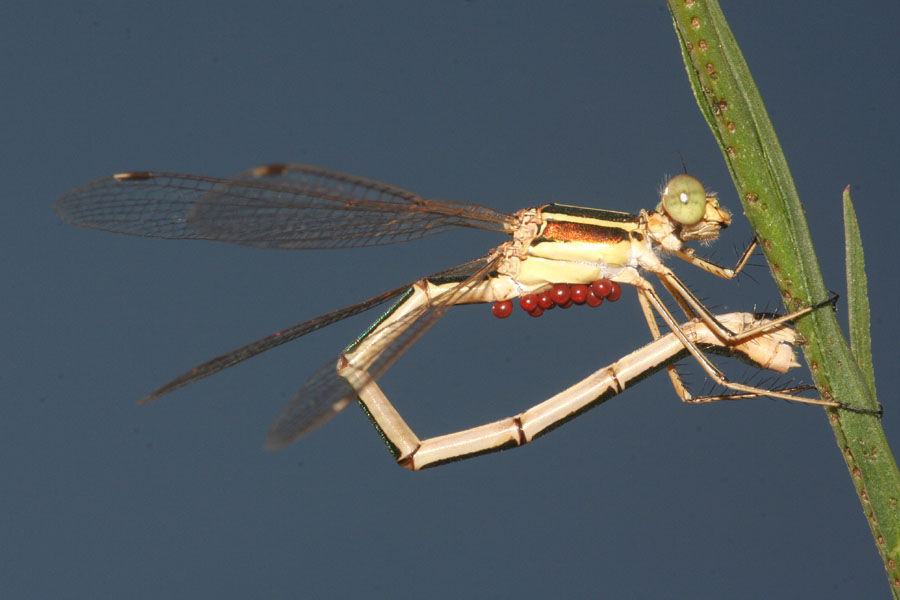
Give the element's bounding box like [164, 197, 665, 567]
[491, 279, 622, 318]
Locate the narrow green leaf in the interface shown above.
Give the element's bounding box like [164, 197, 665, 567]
[668, 0, 900, 594]
[843, 187, 877, 400]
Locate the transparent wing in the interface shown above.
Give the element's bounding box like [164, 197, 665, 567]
[55, 164, 516, 249]
[264, 255, 501, 449]
[138, 283, 414, 404]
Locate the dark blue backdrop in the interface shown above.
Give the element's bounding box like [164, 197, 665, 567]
[5, 3, 899, 598]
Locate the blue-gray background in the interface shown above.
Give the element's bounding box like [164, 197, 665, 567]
[5, 2, 899, 598]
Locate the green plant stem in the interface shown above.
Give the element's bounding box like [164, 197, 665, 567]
[667, 0, 900, 594]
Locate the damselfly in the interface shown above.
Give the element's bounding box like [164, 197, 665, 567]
[55, 165, 872, 469]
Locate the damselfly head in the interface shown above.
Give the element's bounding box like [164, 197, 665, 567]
[656, 174, 731, 242]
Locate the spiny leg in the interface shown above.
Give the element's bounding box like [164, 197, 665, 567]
[692, 384, 816, 404]
[662, 237, 826, 343]
[672, 237, 758, 279]
[657, 272, 699, 320]
[628, 275, 873, 411]
[656, 265, 835, 345]
[638, 281, 814, 405]
[636, 285, 693, 401]
[637, 278, 817, 405]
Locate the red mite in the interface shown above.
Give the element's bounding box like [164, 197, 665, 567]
[492, 279, 621, 318]
[491, 300, 514, 318]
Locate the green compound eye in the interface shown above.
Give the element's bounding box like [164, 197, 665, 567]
[661, 174, 707, 225]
